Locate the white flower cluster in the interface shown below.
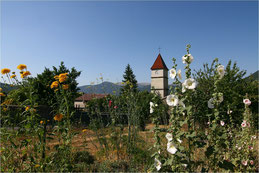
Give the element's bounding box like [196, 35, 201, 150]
[182, 54, 194, 64]
[150, 102, 158, 114]
[169, 69, 182, 80]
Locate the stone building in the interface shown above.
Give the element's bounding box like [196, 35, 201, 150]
[150, 53, 169, 98]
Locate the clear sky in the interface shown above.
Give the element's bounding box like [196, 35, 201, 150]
[1, 1, 258, 86]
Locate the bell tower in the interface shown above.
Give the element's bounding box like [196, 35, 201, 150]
[150, 53, 168, 98]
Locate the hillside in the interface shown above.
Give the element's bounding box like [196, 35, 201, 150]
[78, 81, 151, 95]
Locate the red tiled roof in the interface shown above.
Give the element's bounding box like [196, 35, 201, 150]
[75, 93, 108, 101]
[150, 53, 168, 70]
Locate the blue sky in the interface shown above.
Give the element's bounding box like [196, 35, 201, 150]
[1, 1, 258, 86]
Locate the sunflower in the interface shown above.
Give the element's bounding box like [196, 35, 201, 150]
[10, 74, 16, 78]
[23, 71, 31, 77]
[50, 81, 59, 89]
[54, 75, 59, 80]
[17, 64, 27, 70]
[1, 68, 10, 74]
[54, 114, 63, 121]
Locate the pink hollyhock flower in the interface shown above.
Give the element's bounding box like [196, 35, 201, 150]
[108, 100, 112, 107]
[242, 160, 248, 166]
[243, 99, 251, 106]
[250, 160, 254, 165]
[220, 121, 225, 126]
[248, 146, 253, 150]
[114, 106, 118, 109]
[241, 121, 247, 127]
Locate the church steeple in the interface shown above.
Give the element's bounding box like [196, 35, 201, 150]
[151, 53, 168, 70]
[150, 53, 168, 98]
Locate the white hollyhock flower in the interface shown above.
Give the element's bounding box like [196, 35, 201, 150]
[220, 121, 225, 126]
[243, 99, 251, 106]
[227, 110, 233, 114]
[183, 78, 197, 90]
[217, 65, 225, 79]
[154, 158, 162, 171]
[166, 94, 179, 106]
[177, 69, 182, 80]
[242, 160, 248, 166]
[182, 164, 187, 168]
[182, 84, 186, 93]
[150, 102, 154, 114]
[166, 133, 173, 142]
[167, 141, 177, 154]
[208, 98, 215, 109]
[182, 54, 194, 64]
[169, 69, 177, 79]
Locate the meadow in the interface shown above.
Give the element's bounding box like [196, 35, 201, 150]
[1, 45, 258, 172]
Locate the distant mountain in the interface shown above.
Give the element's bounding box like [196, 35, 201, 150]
[79, 81, 152, 95]
[0, 83, 17, 93]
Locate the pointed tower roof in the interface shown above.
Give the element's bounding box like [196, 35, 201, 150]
[151, 53, 168, 70]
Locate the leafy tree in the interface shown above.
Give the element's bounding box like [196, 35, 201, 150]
[120, 64, 138, 94]
[192, 60, 258, 129]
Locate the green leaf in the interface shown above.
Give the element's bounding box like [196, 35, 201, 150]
[205, 146, 214, 158]
[218, 160, 235, 172]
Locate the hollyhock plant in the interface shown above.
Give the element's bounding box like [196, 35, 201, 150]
[182, 54, 194, 64]
[169, 69, 177, 79]
[217, 65, 225, 79]
[166, 94, 179, 106]
[167, 141, 177, 154]
[183, 78, 197, 90]
[177, 69, 182, 80]
[166, 133, 173, 142]
[243, 99, 251, 106]
[154, 158, 162, 171]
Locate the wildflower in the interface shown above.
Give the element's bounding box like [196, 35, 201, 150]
[166, 94, 179, 106]
[22, 71, 31, 77]
[182, 54, 194, 64]
[248, 146, 253, 150]
[17, 64, 27, 70]
[0, 93, 5, 97]
[154, 158, 162, 171]
[58, 73, 68, 83]
[82, 129, 87, 132]
[165, 133, 173, 142]
[183, 78, 197, 90]
[54, 75, 59, 80]
[242, 160, 248, 166]
[40, 121, 44, 124]
[177, 138, 182, 143]
[220, 121, 225, 126]
[167, 141, 177, 154]
[169, 69, 176, 79]
[250, 160, 254, 165]
[10, 74, 16, 78]
[251, 135, 256, 140]
[177, 69, 182, 80]
[34, 164, 40, 168]
[217, 65, 225, 79]
[54, 113, 63, 121]
[241, 120, 247, 127]
[109, 100, 112, 107]
[1, 68, 11, 74]
[50, 81, 59, 89]
[25, 106, 30, 111]
[227, 110, 233, 114]
[62, 84, 69, 90]
[243, 99, 251, 106]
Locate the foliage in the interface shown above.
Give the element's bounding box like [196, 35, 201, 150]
[120, 64, 138, 94]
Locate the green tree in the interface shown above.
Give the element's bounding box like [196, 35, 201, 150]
[120, 64, 138, 94]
